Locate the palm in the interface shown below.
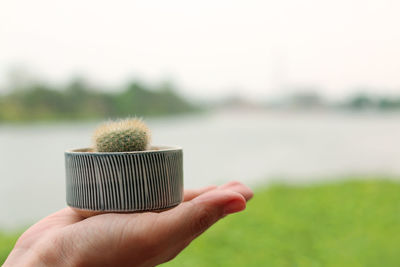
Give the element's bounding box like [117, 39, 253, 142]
[7, 181, 253, 267]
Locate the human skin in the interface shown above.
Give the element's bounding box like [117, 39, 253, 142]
[4, 181, 253, 267]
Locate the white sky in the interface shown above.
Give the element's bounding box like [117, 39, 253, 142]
[1, 0, 400, 99]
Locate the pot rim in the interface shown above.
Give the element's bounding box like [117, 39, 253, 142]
[65, 145, 182, 155]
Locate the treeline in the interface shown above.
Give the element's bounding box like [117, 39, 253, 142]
[0, 79, 198, 122]
[343, 93, 400, 110]
[271, 91, 400, 111]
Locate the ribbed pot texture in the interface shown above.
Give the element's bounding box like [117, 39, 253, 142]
[65, 146, 183, 212]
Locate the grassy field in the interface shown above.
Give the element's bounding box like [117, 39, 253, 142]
[164, 179, 400, 267]
[2, 179, 400, 266]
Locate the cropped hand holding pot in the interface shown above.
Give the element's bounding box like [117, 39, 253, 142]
[65, 119, 183, 217]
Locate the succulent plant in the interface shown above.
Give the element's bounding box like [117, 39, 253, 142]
[92, 118, 151, 152]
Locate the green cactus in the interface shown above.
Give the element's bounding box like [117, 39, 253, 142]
[93, 118, 151, 152]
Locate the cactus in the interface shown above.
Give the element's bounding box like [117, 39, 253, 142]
[92, 118, 151, 152]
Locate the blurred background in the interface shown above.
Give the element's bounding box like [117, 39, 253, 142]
[2, 0, 400, 266]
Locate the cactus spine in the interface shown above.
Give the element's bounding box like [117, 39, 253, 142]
[93, 118, 151, 152]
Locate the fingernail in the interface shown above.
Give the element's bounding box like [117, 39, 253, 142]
[223, 199, 246, 215]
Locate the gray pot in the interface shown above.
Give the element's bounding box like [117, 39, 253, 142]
[65, 146, 183, 214]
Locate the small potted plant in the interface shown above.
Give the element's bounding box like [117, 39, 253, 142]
[65, 118, 183, 217]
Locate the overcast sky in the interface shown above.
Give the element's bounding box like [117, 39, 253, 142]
[1, 0, 400, 99]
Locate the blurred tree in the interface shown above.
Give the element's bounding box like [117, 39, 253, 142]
[378, 97, 400, 110]
[347, 93, 376, 110]
[0, 76, 197, 122]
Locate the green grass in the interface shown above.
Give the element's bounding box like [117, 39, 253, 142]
[164, 179, 400, 267]
[2, 179, 400, 266]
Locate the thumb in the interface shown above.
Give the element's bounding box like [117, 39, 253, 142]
[161, 189, 247, 242]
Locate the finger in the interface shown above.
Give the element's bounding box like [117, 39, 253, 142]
[184, 181, 254, 202]
[160, 189, 246, 244]
[218, 181, 254, 201]
[183, 185, 218, 201]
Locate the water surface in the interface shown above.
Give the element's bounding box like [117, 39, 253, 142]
[1, 111, 400, 229]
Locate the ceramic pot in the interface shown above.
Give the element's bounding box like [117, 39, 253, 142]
[65, 146, 183, 217]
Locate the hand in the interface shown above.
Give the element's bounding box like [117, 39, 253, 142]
[4, 181, 253, 267]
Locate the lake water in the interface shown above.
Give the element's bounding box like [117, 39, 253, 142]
[2, 111, 400, 229]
